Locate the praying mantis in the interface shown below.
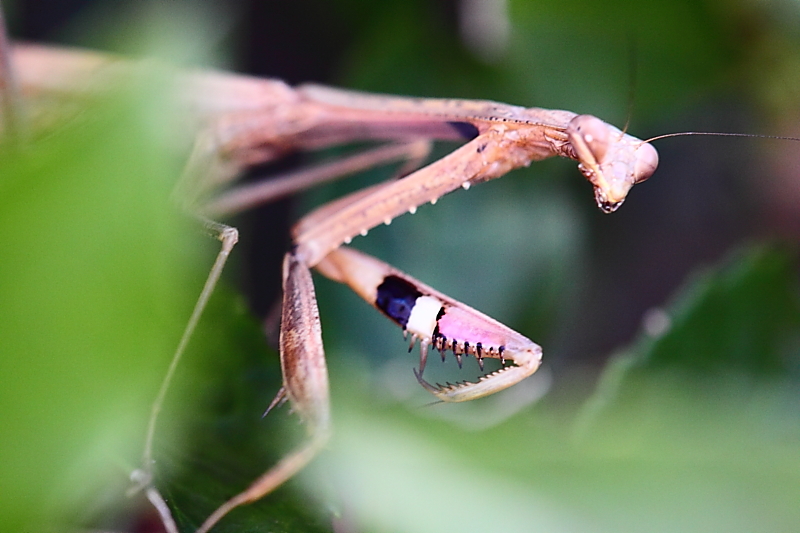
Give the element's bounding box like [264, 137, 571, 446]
[9, 36, 795, 533]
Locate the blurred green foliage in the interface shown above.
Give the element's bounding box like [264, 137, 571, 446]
[0, 57, 197, 529]
[2, 0, 799, 532]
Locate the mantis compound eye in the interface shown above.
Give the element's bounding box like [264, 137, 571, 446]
[633, 142, 659, 184]
[568, 114, 610, 164]
[567, 115, 610, 168]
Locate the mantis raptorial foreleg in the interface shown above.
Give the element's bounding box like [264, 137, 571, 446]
[5, 43, 664, 532]
[315, 246, 543, 401]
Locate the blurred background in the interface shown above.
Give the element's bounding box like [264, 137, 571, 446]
[2, 0, 799, 532]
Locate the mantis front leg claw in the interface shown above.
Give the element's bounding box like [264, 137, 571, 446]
[316, 246, 543, 402]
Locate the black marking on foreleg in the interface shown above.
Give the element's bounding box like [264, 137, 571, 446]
[447, 121, 480, 140]
[376, 275, 422, 328]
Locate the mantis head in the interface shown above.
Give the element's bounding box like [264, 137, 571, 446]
[567, 114, 659, 213]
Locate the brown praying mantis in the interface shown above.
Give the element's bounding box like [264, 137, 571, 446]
[12, 41, 789, 533]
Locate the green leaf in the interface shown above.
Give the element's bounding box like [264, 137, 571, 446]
[582, 243, 800, 423]
[0, 69, 197, 531]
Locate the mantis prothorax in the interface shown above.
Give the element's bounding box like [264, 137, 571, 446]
[8, 43, 662, 533]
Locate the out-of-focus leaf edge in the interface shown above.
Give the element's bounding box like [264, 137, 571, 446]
[576, 242, 800, 434]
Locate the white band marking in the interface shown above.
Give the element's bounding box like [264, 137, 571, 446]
[406, 295, 443, 339]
